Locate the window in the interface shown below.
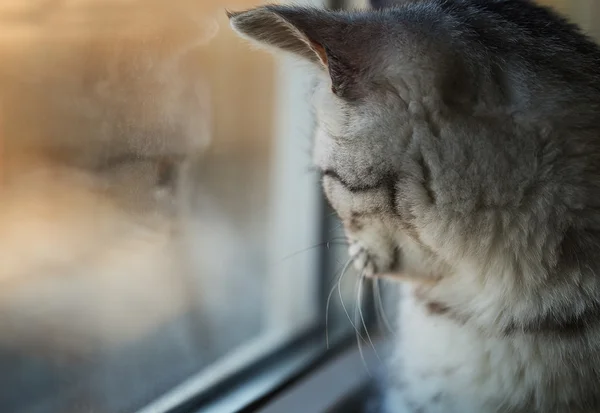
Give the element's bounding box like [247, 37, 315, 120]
[0, 1, 364, 413]
[4, 1, 596, 413]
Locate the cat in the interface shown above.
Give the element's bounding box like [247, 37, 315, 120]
[229, 1, 600, 412]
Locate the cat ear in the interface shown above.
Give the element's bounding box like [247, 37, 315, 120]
[228, 6, 362, 98]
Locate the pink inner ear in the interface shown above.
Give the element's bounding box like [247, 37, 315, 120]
[308, 40, 328, 67]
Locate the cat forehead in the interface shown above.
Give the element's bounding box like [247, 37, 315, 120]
[312, 79, 347, 137]
[311, 75, 409, 177]
[312, 77, 387, 141]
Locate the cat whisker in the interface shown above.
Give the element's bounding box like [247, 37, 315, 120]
[335, 258, 368, 349]
[354, 273, 370, 377]
[367, 271, 439, 285]
[327, 236, 349, 243]
[355, 271, 381, 375]
[358, 273, 379, 355]
[329, 221, 345, 233]
[326, 257, 361, 348]
[281, 240, 347, 262]
[325, 259, 347, 349]
[373, 277, 396, 336]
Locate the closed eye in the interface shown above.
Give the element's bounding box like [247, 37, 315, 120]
[322, 169, 345, 183]
[323, 169, 393, 193]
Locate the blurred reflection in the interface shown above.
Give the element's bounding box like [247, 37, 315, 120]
[0, 1, 275, 412]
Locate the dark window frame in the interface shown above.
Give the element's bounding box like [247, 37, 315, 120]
[135, 0, 381, 411]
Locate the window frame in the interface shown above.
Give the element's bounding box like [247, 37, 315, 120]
[134, 0, 381, 411]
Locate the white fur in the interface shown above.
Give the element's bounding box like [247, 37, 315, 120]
[384, 282, 600, 413]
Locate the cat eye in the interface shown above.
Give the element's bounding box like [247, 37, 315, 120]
[322, 169, 354, 190]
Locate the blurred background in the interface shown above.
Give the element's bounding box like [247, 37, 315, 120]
[0, 1, 598, 413]
[0, 1, 320, 412]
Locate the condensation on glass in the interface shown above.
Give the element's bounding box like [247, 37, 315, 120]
[0, 1, 323, 412]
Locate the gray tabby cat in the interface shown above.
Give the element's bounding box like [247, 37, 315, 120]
[229, 1, 600, 412]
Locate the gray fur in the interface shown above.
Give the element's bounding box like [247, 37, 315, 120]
[230, 1, 600, 412]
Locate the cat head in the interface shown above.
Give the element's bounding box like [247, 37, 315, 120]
[230, 1, 600, 333]
[229, 2, 478, 273]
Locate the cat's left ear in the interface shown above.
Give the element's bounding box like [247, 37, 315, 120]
[228, 6, 365, 98]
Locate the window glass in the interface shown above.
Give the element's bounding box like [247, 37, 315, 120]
[0, 1, 329, 412]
